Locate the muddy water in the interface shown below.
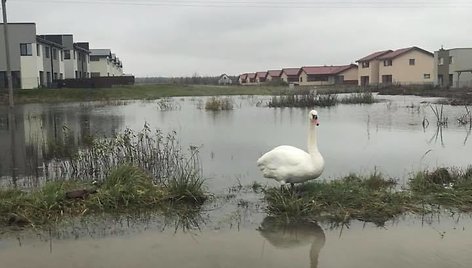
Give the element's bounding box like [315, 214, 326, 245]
[1, 216, 471, 268]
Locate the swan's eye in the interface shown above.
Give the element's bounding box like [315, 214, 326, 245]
[313, 115, 318, 120]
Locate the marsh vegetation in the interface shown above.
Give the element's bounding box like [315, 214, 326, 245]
[263, 167, 472, 226]
[268, 90, 376, 108]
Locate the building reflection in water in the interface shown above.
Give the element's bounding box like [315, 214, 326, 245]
[0, 104, 124, 185]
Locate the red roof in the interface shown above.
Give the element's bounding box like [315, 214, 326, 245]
[267, 70, 282, 77]
[282, 68, 300, 76]
[255, 71, 267, 78]
[247, 73, 256, 79]
[239, 74, 248, 80]
[300, 64, 357, 75]
[378, 46, 433, 60]
[357, 50, 392, 62]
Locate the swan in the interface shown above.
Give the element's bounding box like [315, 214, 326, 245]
[257, 110, 324, 186]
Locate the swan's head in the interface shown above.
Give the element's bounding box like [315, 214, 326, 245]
[309, 110, 319, 126]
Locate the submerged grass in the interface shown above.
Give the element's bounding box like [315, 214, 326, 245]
[264, 167, 472, 226]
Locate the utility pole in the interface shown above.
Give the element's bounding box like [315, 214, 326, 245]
[2, 0, 17, 187]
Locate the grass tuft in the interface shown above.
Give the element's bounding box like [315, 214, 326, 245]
[204, 97, 233, 111]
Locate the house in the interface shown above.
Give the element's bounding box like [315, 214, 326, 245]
[89, 49, 124, 77]
[255, 71, 267, 83]
[246, 73, 257, 85]
[434, 47, 472, 88]
[36, 36, 65, 87]
[356, 50, 392, 86]
[298, 64, 358, 86]
[0, 23, 43, 89]
[218, 74, 232, 85]
[265, 70, 282, 82]
[378, 47, 434, 85]
[238, 73, 248, 85]
[38, 35, 91, 79]
[281, 68, 300, 84]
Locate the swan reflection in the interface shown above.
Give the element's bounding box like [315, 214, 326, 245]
[258, 217, 326, 268]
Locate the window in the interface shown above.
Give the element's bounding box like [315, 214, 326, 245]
[45, 46, 50, 58]
[20, 43, 32, 56]
[449, 56, 453, 64]
[383, 59, 392, 66]
[36, 44, 41, 57]
[90, 56, 99, 61]
[75, 71, 78, 78]
[424, 74, 431, 79]
[300, 76, 303, 82]
[74, 51, 76, 59]
[54, 73, 58, 80]
[382, 75, 393, 84]
[409, 59, 415, 65]
[362, 62, 370, 68]
[60, 73, 63, 80]
[439, 57, 444, 65]
[52, 48, 57, 60]
[60, 50, 63, 61]
[64, 50, 71, 60]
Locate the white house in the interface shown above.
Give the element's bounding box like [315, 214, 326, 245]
[218, 74, 232, 85]
[90, 49, 123, 77]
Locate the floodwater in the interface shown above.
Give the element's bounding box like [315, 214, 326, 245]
[1, 94, 472, 267]
[1, 94, 472, 190]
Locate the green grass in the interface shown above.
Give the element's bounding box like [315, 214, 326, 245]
[1, 84, 363, 104]
[339, 91, 376, 104]
[264, 167, 472, 226]
[268, 90, 375, 108]
[0, 164, 208, 228]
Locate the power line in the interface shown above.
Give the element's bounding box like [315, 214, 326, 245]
[14, 0, 472, 8]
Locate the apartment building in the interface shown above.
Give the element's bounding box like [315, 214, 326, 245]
[90, 49, 123, 77]
[434, 48, 472, 88]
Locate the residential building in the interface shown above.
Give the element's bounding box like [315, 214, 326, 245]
[378, 47, 433, 85]
[38, 35, 91, 79]
[434, 48, 472, 88]
[356, 50, 392, 86]
[238, 73, 248, 85]
[0, 23, 42, 89]
[36, 36, 65, 87]
[298, 64, 358, 86]
[255, 71, 267, 83]
[265, 70, 282, 82]
[218, 74, 232, 85]
[281, 68, 300, 84]
[246, 73, 257, 85]
[90, 49, 123, 77]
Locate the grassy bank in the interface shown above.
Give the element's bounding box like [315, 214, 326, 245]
[0, 165, 207, 227]
[377, 85, 472, 105]
[0, 84, 361, 104]
[264, 167, 472, 226]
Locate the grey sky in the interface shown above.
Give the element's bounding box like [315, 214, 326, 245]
[7, 0, 472, 77]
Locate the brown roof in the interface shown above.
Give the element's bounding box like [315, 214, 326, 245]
[255, 71, 267, 78]
[378, 46, 433, 60]
[282, 68, 300, 76]
[300, 64, 357, 75]
[247, 73, 257, 79]
[357, 50, 392, 62]
[266, 70, 282, 77]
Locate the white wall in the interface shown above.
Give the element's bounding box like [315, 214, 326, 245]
[20, 43, 39, 89]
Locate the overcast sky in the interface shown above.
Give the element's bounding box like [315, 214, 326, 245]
[6, 0, 472, 77]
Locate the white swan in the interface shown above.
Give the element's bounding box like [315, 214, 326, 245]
[257, 110, 324, 186]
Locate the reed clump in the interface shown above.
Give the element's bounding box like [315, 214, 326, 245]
[268, 90, 375, 108]
[204, 97, 233, 111]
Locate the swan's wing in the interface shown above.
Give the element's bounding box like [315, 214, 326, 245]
[257, 146, 311, 181]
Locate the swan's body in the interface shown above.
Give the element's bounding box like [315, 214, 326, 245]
[257, 110, 324, 185]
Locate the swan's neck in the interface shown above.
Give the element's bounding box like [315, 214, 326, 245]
[308, 123, 319, 155]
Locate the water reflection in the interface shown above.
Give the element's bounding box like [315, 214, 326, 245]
[258, 217, 326, 268]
